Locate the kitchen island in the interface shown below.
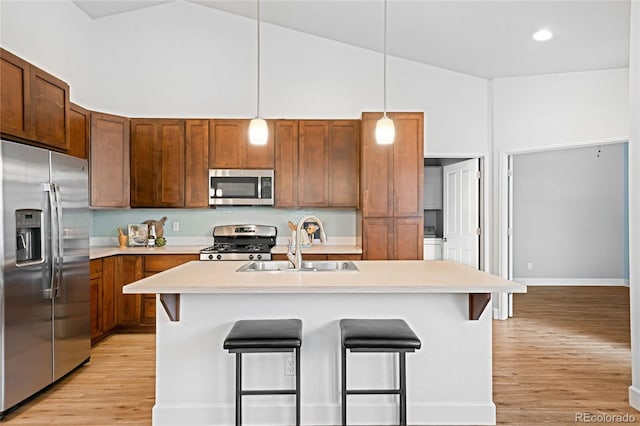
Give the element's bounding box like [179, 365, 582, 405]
[124, 260, 525, 425]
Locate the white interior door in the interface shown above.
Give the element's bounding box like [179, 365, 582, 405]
[443, 158, 480, 269]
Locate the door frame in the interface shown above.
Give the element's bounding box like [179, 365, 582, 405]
[424, 153, 487, 272]
[495, 137, 629, 320]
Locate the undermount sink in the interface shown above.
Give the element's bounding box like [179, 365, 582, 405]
[236, 260, 359, 272]
[236, 261, 295, 272]
[299, 261, 359, 271]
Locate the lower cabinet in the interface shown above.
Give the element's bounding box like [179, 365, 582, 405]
[423, 238, 443, 260]
[107, 254, 198, 332]
[90, 260, 102, 341]
[102, 257, 117, 332]
[115, 255, 143, 330]
[90, 257, 117, 344]
[137, 254, 198, 327]
[362, 217, 424, 260]
[361, 218, 394, 260]
[94, 252, 374, 341]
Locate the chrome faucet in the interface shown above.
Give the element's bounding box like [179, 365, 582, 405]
[287, 215, 327, 269]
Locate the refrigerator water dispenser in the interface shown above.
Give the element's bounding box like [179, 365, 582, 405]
[15, 209, 43, 264]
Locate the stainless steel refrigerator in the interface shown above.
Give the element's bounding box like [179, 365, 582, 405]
[0, 140, 90, 417]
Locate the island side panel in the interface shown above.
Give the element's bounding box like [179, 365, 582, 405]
[153, 292, 495, 426]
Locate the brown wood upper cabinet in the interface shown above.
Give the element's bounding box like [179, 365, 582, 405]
[275, 120, 359, 208]
[90, 112, 130, 207]
[298, 120, 329, 207]
[1, 48, 70, 151]
[360, 112, 423, 218]
[274, 120, 299, 207]
[130, 119, 185, 208]
[185, 120, 209, 207]
[209, 119, 274, 169]
[68, 103, 89, 159]
[328, 121, 359, 207]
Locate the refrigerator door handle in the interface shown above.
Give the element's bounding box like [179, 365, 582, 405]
[52, 183, 64, 298]
[43, 183, 56, 299]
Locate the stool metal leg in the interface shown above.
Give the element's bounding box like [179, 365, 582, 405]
[236, 352, 242, 426]
[399, 352, 406, 426]
[341, 347, 347, 426]
[295, 347, 301, 426]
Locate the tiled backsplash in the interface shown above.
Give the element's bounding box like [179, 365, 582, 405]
[91, 207, 357, 246]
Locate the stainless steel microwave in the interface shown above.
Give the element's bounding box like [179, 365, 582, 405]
[208, 169, 274, 206]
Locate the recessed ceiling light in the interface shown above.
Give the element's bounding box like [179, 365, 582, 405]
[533, 29, 553, 42]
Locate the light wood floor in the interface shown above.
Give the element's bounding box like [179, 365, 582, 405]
[3, 333, 155, 425]
[494, 286, 639, 425]
[3, 286, 639, 425]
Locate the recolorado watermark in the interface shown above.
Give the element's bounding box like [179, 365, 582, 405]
[575, 412, 637, 423]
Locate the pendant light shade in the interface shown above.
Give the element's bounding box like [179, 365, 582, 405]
[248, 118, 268, 145]
[376, 115, 395, 145]
[249, 0, 267, 145]
[376, 0, 394, 145]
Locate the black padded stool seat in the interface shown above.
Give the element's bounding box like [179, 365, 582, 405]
[224, 319, 302, 426]
[340, 318, 421, 351]
[224, 319, 302, 351]
[340, 319, 421, 426]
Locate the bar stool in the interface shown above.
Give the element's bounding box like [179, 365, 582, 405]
[340, 318, 421, 426]
[223, 319, 302, 426]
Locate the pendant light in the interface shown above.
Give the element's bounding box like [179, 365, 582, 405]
[249, 0, 268, 145]
[375, 0, 395, 145]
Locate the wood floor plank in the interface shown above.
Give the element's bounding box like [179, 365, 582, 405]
[494, 286, 640, 425]
[3, 286, 639, 424]
[3, 333, 155, 425]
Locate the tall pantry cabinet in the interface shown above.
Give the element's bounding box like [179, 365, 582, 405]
[359, 112, 424, 260]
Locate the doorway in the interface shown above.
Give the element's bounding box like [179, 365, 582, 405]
[424, 157, 484, 270]
[503, 142, 629, 316]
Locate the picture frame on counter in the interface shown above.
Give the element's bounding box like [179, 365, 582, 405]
[128, 224, 148, 247]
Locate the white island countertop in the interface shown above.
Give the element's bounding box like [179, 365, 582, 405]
[123, 260, 525, 295]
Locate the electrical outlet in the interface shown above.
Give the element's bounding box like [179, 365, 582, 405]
[172, 221, 180, 232]
[527, 262, 533, 271]
[285, 356, 295, 376]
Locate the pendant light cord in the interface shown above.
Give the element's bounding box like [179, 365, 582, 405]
[256, 0, 261, 118]
[383, 0, 387, 119]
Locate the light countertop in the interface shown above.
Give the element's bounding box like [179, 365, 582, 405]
[123, 260, 526, 295]
[89, 246, 205, 259]
[90, 244, 362, 260]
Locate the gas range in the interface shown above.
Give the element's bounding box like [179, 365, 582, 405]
[199, 224, 277, 261]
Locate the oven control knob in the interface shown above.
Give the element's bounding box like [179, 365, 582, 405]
[249, 254, 254, 260]
[208, 254, 214, 260]
[216, 254, 222, 260]
[257, 254, 262, 260]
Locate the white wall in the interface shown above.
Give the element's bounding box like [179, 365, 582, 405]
[1, 1, 489, 158]
[90, 2, 489, 156]
[493, 69, 629, 151]
[511, 143, 627, 284]
[0, 1, 94, 107]
[628, 0, 640, 412]
[492, 69, 630, 278]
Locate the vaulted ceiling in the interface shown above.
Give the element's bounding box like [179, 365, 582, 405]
[71, 0, 631, 79]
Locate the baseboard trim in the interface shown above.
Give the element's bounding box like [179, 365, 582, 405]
[630, 385, 640, 411]
[152, 401, 496, 425]
[513, 278, 630, 286]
